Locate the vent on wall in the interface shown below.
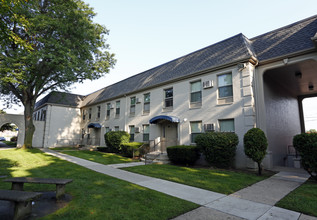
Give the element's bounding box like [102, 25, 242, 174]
[136, 98, 141, 104]
[203, 80, 213, 89]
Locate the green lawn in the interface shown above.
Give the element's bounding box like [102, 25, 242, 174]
[276, 179, 317, 217]
[124, 164, 270, 195]
[0, 149, 198, 220]
[52, 149, 138, 165]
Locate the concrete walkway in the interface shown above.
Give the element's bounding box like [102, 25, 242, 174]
[41, 149, 316, 220]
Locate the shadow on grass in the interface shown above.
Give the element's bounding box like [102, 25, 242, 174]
[0, 148, 198, 220]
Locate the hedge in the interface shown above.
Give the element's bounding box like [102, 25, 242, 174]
[121, 142, 143, 158]
[195, 132, 239, 168]
[166, 145, 200, 165]
[293, 132, 317, 180]
[104, 131, 130, 153]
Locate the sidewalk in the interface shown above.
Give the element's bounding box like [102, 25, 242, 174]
[41, 149, 316, 220]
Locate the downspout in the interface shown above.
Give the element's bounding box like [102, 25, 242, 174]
[124, 94, 127, 132]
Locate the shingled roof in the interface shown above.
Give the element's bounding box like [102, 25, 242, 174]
[37, 15, 317, 108]
[35, 91, 84, 110]
[251, 15, 317, 62]
[81, 33, 256, 106]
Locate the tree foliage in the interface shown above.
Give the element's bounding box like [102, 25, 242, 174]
[0, 0, 116, 148]
[243, 128, 268, 175]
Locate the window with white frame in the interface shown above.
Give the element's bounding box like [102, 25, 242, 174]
[190, 121, 202, 143]
[143, 124, 149, 142]
[88, 108, 92, 120]
[190, 81, 202, 104]
[114, 126, 119, 131]
[143, 93, 150, 113]
[130, 97, 136, 115]
[219, 119, 235, 132]
[97, 106, 101, 118]
[82, 109, 86, 120]
[105, 127, 110, 133]
[106, 103, 111, 119]
[129, 125, 135, 141]
[218, 73, 233, 99]
[164, 88, 173, 108]
[115, 101, 120, 117]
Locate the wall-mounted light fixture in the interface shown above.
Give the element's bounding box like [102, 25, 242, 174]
[295, 71, 302, 79]
[308, 83, 314, 91]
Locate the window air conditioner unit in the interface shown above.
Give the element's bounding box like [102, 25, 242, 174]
[203, 80, 213, 89]
[204, 124, 214, 132]
[136, 98, 141, 104]
[135, 127, 140, 133]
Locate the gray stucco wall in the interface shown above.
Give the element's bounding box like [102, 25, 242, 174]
[263, 73, 301, 166]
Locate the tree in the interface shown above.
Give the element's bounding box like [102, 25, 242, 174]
[243, 128, 268, 175]
[0, 0, 116, 149]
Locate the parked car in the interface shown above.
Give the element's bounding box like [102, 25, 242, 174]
[0, 137, 6, 141]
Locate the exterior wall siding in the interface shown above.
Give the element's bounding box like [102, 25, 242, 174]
[81, 63, 257, 168]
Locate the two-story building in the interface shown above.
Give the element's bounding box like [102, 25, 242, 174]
[31, 15, 317, 169]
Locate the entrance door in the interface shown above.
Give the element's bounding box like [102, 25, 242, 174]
[161, 122, 178, 152]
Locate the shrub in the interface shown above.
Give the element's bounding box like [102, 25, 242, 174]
[195, 132, 239, 168]
[121, 142, 143, 158]
[243, 128, 268, 175]
[104, 131, 130, 153]
[166, 145, 200, 165]
[10, 136, 17, 142]
[293, 132, 317, 181]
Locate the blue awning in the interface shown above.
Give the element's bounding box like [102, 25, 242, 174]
[149, 115, 180, 124]
[87, 123, 102, 128]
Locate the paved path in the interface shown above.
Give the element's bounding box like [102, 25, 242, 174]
[41, 149, 316, 220]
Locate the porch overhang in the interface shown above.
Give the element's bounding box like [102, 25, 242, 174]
[87, 123, 102, 128]
[149, 115, 180, 124]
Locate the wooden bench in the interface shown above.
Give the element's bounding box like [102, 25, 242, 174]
[4, 177, 72, 199]
[0, 189, 42, 220]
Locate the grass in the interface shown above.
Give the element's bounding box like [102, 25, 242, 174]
[123, 164, 271, 195]
[52, 149, 138, 165]
[0, 149, 198, 220]
[276, 179, 317, 217]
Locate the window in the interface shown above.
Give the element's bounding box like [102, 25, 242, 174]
[164, 88, 173, 108]
[129, 125, 135, 142]
[190, 121, 202, 143]
[218, 73, 233, 98]
[190, 81, 202, 103]
[143, 93, 150, 113]
[88, 108, 92, 120]
[143, 124, 149, 141]
[41, 110, 46, 121]
[114, 126, 119, 131]
[106, 103, 111, 118]
[115, 101, 120, 117]
[97, 106, 101, 118]
[105, 127, 110, 133]
[82, 110, 86, 120]
[219, 119, 235, 132]
[130, 97, 136, 115]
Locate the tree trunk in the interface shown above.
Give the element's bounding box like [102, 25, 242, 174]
[257, 162, 262, 176]
[22, 100, 35, 149]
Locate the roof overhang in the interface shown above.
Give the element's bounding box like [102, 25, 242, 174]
[87, 123, 102, 128]
[149, 115, 180, 124]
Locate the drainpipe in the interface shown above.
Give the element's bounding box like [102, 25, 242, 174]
[124, 94, 127, 132]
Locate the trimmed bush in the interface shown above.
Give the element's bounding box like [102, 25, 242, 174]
[121, 142, 143, 158]
[293, 132, 317, 181]
[167, 145, 200, 165]
[10, 136, 17, 142]
[243, 128, 268, 176]
[104, 131, 130, 153]
[195, 132, 239, 168]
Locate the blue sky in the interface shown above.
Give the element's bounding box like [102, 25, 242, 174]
[3, 0, 317, 130]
